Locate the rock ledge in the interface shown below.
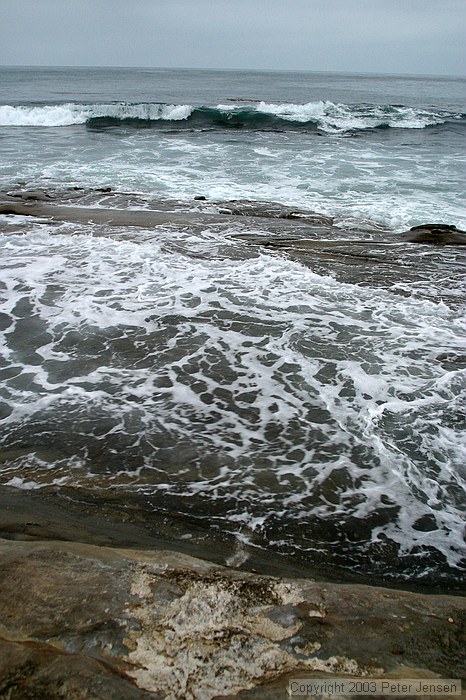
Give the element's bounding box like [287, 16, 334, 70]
[0, 538, 464, 699]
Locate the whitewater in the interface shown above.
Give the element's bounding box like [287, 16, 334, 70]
[0, 99, 462, 131]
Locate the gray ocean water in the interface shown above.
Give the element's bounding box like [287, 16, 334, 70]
[0, 67, 465, 585]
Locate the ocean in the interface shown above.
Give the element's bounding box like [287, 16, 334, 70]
[0, 66, 465, 586]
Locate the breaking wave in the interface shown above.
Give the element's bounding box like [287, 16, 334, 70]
[1, 101, 464, 133]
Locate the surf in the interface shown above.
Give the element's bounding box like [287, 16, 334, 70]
[1, 101, 464, 134]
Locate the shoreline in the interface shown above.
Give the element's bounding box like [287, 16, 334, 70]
[0, 485, 464, 595]
[0, 493, 464, 699]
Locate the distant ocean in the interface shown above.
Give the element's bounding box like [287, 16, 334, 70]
[0, 67, 465, 585]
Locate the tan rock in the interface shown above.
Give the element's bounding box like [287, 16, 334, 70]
[0, 537, 464, 699]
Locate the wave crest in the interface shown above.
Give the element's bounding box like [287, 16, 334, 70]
[1, 101, 464, 133]
[255, 100, 462, 131]
[0, 103, 194, 127]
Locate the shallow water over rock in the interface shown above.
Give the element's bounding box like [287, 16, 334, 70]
[1, 192, 465, 586]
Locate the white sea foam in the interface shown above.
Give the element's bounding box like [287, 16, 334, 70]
[1, 125, 464, 231]
[0, 224, 464, 575]
[0, 104, 89, 127]
[256, 100, 329, 122]
[0, 103, 194, 127]
[255, 100, 458, 132]
[4, 476, 43, 490]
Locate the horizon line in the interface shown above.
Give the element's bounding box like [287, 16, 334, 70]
[1, 64, 464, 81]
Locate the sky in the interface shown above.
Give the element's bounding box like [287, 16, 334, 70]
[1, 0, 465, 76]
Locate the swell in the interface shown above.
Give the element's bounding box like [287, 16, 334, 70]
[87, 106, 312, 132]
[1, 101, 465, 134]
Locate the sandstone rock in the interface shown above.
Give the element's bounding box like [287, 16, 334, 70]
[0, 637, 156, 699]
[217, 199, 334, 225]
[8, 189, 53, 202]
[0, 537, 464, 700]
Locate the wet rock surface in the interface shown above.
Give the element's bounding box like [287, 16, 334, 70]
[0, 637, 157, 700]
[0, 533, 464, 700]
[1, 189, 465, 311]
[1, 189, 464, 244]
[398, 224, 466, 245]
[214, 199, 334, 225]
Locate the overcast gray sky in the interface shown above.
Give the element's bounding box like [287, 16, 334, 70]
[1, 0, 465, 76]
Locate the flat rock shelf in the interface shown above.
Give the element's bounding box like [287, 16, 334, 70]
[0, 486, 465, 700]
[0, 539, 464, 700]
